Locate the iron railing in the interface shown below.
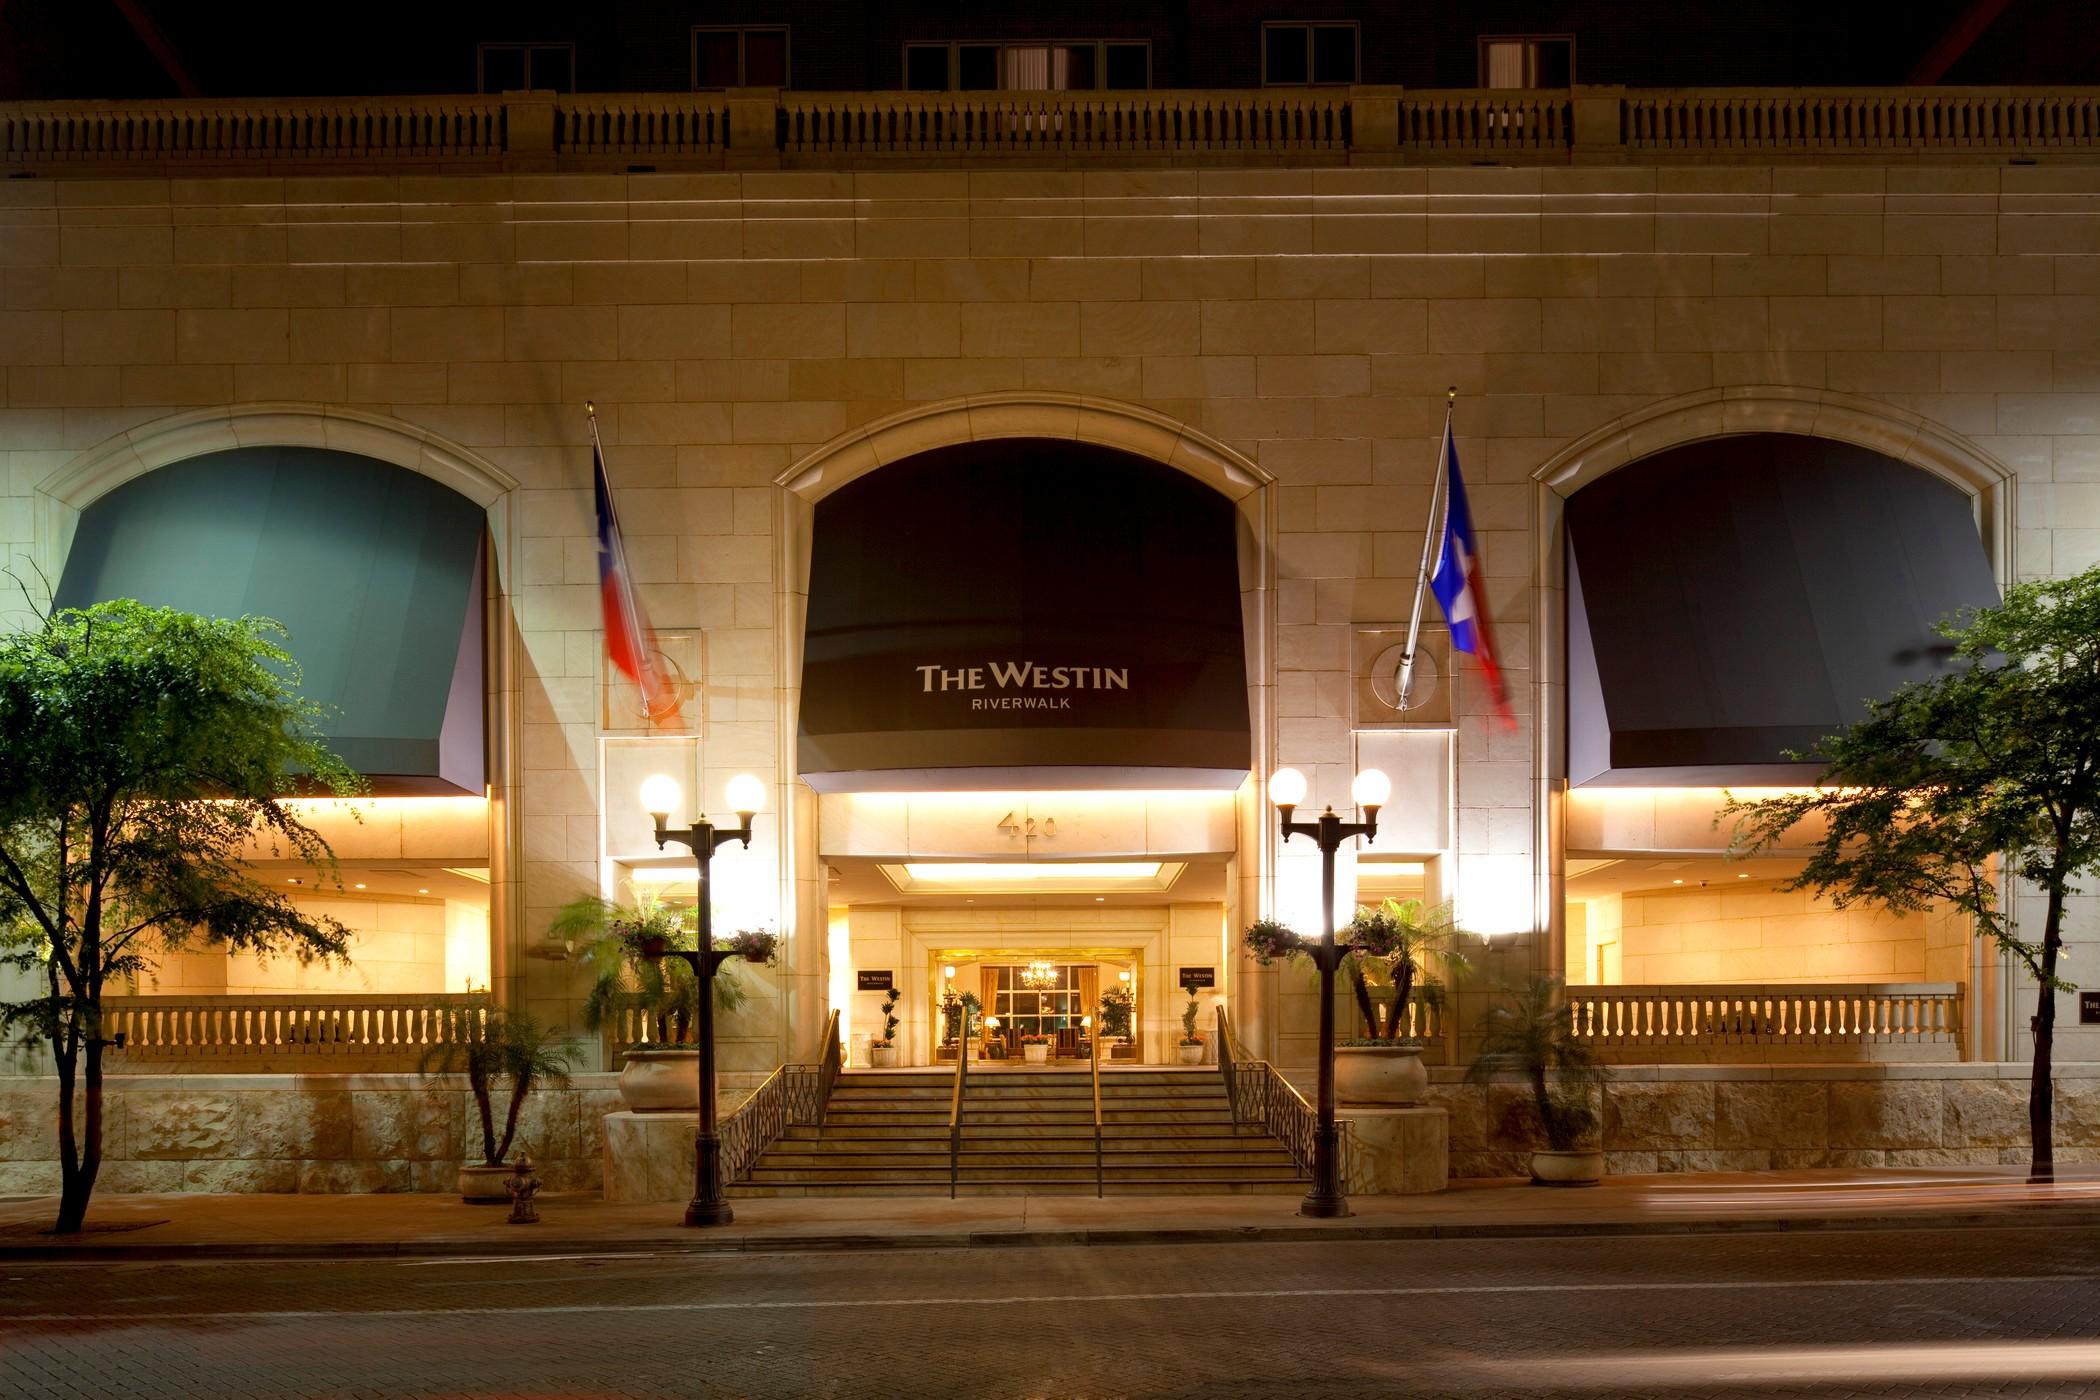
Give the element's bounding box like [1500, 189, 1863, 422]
[719, 1010, 841, 1185]
[1215, 1007, 1323, 1180]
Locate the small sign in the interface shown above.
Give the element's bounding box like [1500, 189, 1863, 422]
[857, 970, 894, 993]
[2081, 991, 2100, 1025]
[1179, 966, 1216, 991]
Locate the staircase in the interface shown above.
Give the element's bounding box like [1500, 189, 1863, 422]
[732, 1067, 1306, 1197]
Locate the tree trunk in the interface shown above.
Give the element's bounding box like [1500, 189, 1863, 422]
[493, 1069, 533, 1165]
[52, 1036, 84, 1234]
[1349, 969, 1379, 1039]
[54, 990, 107, 1234]
[2029, 883, 2065, 1183]
[1386, 960, 1417, 1043]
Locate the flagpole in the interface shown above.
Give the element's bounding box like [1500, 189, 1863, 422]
[1396, 388, 1455, 712]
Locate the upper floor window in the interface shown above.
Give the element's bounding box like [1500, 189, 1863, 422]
[1262, 22, 1358, 86]
[694, 25, 790, 88]
[903, 40, 1150, 92]
[477, 42, 574, 94]
[1480, 35, 1574, 87]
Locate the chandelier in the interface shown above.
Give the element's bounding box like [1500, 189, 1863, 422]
[1019, 959, 1060, 989]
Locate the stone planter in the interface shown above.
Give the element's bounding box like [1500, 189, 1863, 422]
[618, 1048, 700, 1113]
[868, 1043, 897, 1068]
[1334, 1044, 1429, 1106]
[1022, 1041, 1050, 1064]
[1177, 1042, 1205, 1064]
[1530, 1149, 1605, 1187]
[459, 1162, 513, 1204]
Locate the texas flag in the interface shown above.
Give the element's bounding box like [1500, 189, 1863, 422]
[1428, 423, 1514, 728]
[593, 430, 681, 725]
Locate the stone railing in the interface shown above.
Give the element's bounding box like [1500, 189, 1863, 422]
[101, 992, 490, 1073]
[778, 88, 1347, 157]
[5, 85, 2097, 173]
[1567, 982, 1963, 1063]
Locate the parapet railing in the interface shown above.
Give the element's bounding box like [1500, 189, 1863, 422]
[101, 992, 490, 1071]
[5, 85, 2098, 172]
[1567, 982, 1963, 1061]
[720, 1009, 841, 1185]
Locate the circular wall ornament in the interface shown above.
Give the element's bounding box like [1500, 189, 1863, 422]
[1369, 643, 1442, 714]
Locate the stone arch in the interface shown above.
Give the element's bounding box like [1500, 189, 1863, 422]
[35, 402, 525, 1003]
[1527, 386, 2017, 982]
[769, 393, 1280, 1062]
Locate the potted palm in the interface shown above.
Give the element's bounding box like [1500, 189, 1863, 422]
[552, 888, 750, 1112]
[1244, 898, 1468, 1106]
[1466, 975, 1609, 1186]
[418, 1004, 576, 1202]
[1177, 994, 1205, 1063]
[869, 987, 900, 1067]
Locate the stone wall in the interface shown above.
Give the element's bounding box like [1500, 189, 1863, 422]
[0, 1073, 625, 1195]
[1429, 1064, 2100, 1177]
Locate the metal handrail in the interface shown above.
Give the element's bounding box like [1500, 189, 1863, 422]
[1214, 1007, 1322, 1180]
[947, 1008, 971, 1200]
[716, 1010, 842, 1186]
[1214, 1005, 1238, 1129]
[1088, 1017, 1104, 1198]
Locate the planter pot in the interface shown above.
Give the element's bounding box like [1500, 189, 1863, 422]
[1530, 1149, 1605, 1187]
[869, 1044, 897, 1068]
[1333, 1044, 1429, 1107]
[1177, 1043, 1205, 1064]
[967, 1042, 983, 1062]
[1022, 1042, 1050, 1064]
[459, 1162, 513, 1204]
[618, 1047, 700, 1113]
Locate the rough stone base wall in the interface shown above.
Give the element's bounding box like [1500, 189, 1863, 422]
[0, 1074, 627, 1195]
[1426, 1064, 2100, 1178]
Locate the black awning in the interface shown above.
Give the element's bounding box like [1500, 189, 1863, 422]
[54, 447, 486, 795]
[798, 438, 1251, 791]
[1566, 433, 1998, 787]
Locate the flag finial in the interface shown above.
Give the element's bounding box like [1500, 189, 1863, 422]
[1446, 385, 1457, 402]
[585, 399, 596, 417]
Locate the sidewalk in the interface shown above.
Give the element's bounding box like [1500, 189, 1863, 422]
[4, 1169, 2099, 1261]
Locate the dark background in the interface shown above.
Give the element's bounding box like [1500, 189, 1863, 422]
[3, 1, 2093, 101]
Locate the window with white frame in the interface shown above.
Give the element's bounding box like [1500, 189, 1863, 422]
[902, 40, 1150, 92]
[1480, 35, 1574, 88]
[693, 25, 790, 88]
[992, 965, 1083, 1041]
[1261, 21, 1359, 86]
[476, 42, 575, 94]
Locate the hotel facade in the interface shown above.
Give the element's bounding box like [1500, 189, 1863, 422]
[4, 9, 2100, 1193]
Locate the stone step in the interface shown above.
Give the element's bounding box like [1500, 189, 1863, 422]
[755, 1151, 1300, 1171]
[782, 1123, 1265, 1142]
[731, 1179, 1306, 1198]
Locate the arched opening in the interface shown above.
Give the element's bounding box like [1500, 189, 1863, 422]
[765, 398, 1277, 1068]
[34, 412, 522, 1049]
[1538, 400, 2010, 1062]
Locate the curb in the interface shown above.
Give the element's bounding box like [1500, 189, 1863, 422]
[5, 1203, 2098, 1262]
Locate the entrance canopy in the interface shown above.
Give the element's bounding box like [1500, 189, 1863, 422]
[54, 447, 486, 795]
[798, 438, 1251, 792]
[1566, 432, 1999, 787]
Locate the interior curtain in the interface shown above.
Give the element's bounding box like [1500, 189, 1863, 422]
[981, 966, 1001, 1049]
[1077, 965, 1099, 1043]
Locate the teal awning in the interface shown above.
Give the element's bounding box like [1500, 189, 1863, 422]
[54, 447, 486, 795]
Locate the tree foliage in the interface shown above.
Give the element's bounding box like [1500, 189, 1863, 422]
[418, 1005, 575, 1166]
[1727, 566, 2100, 1179]
[1465, 975, 1606, 1153]
[0, 601, 364, 1230]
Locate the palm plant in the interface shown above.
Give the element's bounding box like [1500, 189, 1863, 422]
[552, 888, 745, 1047]
[419, 1005, 576, 1167]
[1097, 984, 1135, 1039]
[1464, 975, 1606, 1152]
[1245, 898, 1471, 1044]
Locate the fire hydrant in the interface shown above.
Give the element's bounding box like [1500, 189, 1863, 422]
[505, 1155, 541, 1224]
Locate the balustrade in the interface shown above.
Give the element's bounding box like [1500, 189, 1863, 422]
[101, 992, 489, 1070]
[1567, 982, 1962, 1061]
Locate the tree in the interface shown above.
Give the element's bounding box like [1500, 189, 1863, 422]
[1465, 975, 1606, 1153]
[1727, 567, 2100, 1182]
[418, 1005, 575, 1168]
[0, 601, 362, 1231]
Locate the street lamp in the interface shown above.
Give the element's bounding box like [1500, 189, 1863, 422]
[636, 771, 765, 1228]
[1272, 764, 1388, 1219]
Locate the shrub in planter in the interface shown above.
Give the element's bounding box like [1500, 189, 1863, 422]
[1465, 975, 1608, 1186]
[1020, 1032, 1052, 1063]
[419, 1003, 576, 1201]
[1096, 984, 1135, 1041]
[869, 987, 901, 1066]
[553, 888, 749, 1052]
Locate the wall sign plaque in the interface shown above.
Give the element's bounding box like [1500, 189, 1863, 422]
[1178, 967, 1216, 990]
[2081, 990, 2100, 1025]
[857, 970, 895, 992]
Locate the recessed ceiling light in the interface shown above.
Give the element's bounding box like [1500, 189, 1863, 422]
[1095, 896, 1106, 902]
[354, 883, 367, 890]
[287, 877, 301, 885]
[1737, 873, 1749, 879]
[418, 887, 430, 894]
[1671, 879, 1684, 885]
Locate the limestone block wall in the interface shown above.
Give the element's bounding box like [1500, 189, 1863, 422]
[1614, 881, 1930, 984]
[0, 1073, 626, 1195]
[1429, 1064, 2100, 1178]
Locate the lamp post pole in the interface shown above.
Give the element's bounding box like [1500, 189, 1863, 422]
[640, 774, 762, 1229]
[1272, 766, 1385, 1220]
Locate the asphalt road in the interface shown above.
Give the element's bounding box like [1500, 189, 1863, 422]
[2, 1224, 2098, 1398]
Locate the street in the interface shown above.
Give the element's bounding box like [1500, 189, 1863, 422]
[2, 1223, 2098, 1398]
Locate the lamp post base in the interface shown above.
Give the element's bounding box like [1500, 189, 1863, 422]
[1299, 1192, 1351, 1219]
[684, 1199, 735, 1228]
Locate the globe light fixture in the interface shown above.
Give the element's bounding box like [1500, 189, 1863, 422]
[1351, 768, 1391, 811]
[724, 773, 767, 818]
[639, 773, 684, 822]
[1268, 766, 1309, 811]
